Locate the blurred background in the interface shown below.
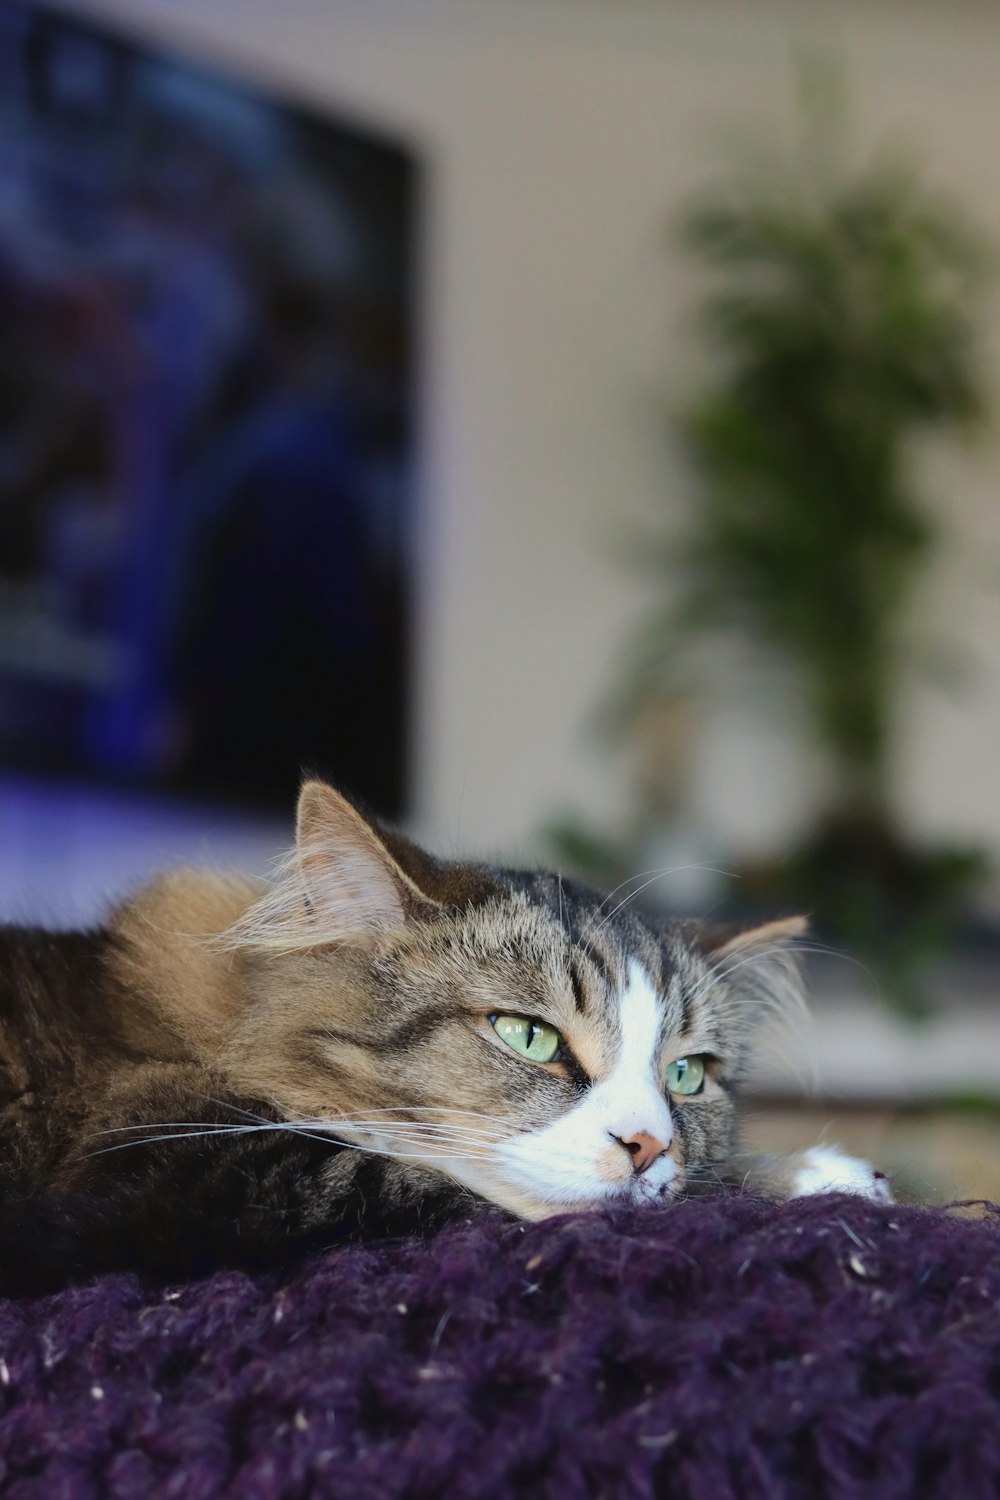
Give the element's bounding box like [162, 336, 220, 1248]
[1, 0, 998, 1203]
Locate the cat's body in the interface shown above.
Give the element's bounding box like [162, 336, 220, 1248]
[0, 782, 889, 1296]
[0, 919, 469, 1294]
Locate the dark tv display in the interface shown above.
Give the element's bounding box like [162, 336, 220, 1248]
[0, 1, 417, 816]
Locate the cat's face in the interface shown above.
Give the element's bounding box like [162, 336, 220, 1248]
[225, 783, 803, 1220]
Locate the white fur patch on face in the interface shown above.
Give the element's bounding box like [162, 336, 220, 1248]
[495, 959, 677, 1211]
[792, 1146, 894, 1203]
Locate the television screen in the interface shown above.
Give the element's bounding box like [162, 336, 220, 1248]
[0, 0, 417, 817]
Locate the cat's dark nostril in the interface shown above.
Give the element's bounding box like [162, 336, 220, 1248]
[611, 1130, 667, 1175]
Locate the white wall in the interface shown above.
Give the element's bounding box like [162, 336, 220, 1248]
[46, 0, 1000, 887]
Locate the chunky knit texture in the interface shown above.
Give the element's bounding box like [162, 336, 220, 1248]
[0, 1193, 998, 1499]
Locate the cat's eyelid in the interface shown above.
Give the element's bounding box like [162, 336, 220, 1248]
[665, 1045, 716, 1062]
[662, 1048, 720, 1085]
[486, 1006, 563, 1032]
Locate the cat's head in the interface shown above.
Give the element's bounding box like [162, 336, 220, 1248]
[223, 781, 805, 1219]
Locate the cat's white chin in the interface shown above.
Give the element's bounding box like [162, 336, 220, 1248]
[556, 1174, 681, 1216]
[452, 1154, 682, 1220]
[629, 1172, 680, 1206]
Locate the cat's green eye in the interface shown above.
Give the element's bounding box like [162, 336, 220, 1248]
[490, 1014, 563, 1064]
[665, 1055, 705, 1097]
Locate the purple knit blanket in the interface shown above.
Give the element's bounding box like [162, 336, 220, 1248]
[1, 1193, 998, 1499]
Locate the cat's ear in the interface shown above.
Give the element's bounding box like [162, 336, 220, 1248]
[699, 915, 808, 962]
[295, 780, 434, 937]
[226, 781, 439, 952]
[691, 915, 809, 1019]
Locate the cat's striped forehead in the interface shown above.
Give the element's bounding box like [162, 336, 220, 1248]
[477, 869, 803, 1052]
[444, 870, 720, 1069]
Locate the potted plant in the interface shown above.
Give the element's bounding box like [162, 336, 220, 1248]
[557, 89, 993, 1015]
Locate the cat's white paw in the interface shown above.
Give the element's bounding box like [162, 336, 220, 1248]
[792, 1146, 894, 1203]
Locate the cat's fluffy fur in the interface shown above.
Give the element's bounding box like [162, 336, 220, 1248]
[0, 781, 889, 1295]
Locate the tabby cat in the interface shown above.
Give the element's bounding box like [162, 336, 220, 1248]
[0, 780, 889, 1295]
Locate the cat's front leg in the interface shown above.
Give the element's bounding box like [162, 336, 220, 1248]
[714, 1146, 894, 1203]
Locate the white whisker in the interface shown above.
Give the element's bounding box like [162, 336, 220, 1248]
[84, 1123, 277, 1158]
[319, 1104, 519, 1127]
[581, 865, 740, 952]
[84, 1115, 507, 1162]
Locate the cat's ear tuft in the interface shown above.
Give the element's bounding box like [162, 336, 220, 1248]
[224, 781, 438, 952]
[703, 915, 808, 962]
[693, 915, 809, 1022]
[295, 780, 415, 936]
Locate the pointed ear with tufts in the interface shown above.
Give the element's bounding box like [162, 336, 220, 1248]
[225, 781, 441, 952]
[699, 915, 809, 964]
[691, 915, 809, 1018]
[295, 780, 434, 937]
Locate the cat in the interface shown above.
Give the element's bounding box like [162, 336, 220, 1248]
[0, 779, 890, 1296]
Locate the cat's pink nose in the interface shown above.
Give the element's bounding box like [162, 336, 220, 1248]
[614, 1130, 667, 1175]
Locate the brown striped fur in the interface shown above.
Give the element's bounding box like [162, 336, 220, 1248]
[0, 780, 880, 1295]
